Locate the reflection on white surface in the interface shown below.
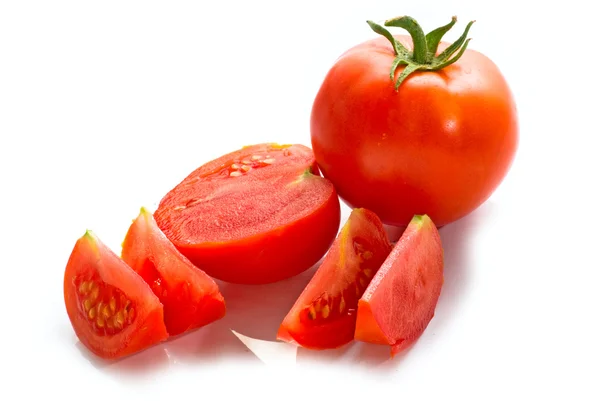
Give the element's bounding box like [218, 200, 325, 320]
[231, 330, 297, 368]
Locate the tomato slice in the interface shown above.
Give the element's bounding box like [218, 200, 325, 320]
[355, 214, 444, 356]
[121, 207, 226, 336]
[153, 143, 341, 285]
[277, 208, 392, 349]
[63, 231, 168, 360]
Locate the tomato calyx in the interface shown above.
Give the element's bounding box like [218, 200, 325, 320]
[366, 15, 475, 90]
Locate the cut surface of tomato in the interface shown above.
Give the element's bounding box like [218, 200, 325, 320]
[355, 214, 444, 356]
[154, 143, 341, 285]
[277, 208, 392, 349]
[121, 207, 226, 336]
[63, 231, 168, 360]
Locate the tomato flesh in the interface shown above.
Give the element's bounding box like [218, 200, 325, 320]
[154, 143, 341, 285]
[355, 214, 444, 355]
[63, 231, 168, 360]
[121, 207, 226, 336]
[277, 208, 392, 349]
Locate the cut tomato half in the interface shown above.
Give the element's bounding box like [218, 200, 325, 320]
[153, 143, 341, 285]
[355, 214, 444, 356]
[277, 208, 392, 349]
[63, 230, 168, 360]
[121, 207, 226, 336]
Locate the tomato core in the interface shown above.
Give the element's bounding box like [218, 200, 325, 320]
[74, 277, 136, 336]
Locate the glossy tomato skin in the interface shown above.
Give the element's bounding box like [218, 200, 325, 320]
[121, 208, 226, 336]
[154, 143, 341, 285]
[310, 35, 518, 227]
[63, 231, 168, 360]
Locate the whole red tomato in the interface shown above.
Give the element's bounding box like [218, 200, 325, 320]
[310, 15, 519, 227]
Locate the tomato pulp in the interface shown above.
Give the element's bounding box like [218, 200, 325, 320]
[355, 214, 444, 356]
[277, 208, 392, 349]
[154, 143, 341, 285]
[310, 15, 518, 227]
[63, 231, 169, 360]
[121, 207, 226, 336]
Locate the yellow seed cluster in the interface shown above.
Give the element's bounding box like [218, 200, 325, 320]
[78, 279, 135, 335]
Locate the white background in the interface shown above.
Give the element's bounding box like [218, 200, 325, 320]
[1, 0, 599, 399]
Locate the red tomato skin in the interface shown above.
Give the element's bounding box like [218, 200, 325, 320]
[63, 231, 168, 360]
[310, 35, 519, 227]
[121, 208, 226, 336]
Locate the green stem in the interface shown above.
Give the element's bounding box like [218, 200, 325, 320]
[366, 20, 409, 56]
[389, 57, 408, 81]
[425, 16, 457, 56]
[437, 20, 475, 62]
[434, 38, 472, 70]
[394, 63, 421, 90]
[365, 15, 476, 91]
[384, 16, 427, 64]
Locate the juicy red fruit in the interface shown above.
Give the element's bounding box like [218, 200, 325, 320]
[277, 208, 392, 349]
[64, 230, 169, 360]
[154, 143, 341, 285]
[121, 207, 226, 336]
[355, 214, 444, 356]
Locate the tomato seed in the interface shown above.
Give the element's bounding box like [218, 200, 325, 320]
[75, 276, 135, 336]
[128, 308, 136, 324]
[78, 281, 89, 295]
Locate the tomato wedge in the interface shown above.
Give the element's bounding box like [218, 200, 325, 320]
[153, 143, 341, 285]
[121, 207, 226, 336]
[355, 214, 444, 356]
[63, 230, 168, 360]
[277, 208, 392, 349]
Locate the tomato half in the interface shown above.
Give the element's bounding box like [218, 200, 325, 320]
[355, 214, 444, 356]
[310, 15, 518, 227]
[121, 207, 226, 336]
[277, 208, 392, 349]
[154, 143, 341, 285]
[63, 231, 168, 360]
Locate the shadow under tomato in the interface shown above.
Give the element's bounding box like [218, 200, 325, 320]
[295, 340, 390, 367]
[75, 339, 171, 379]
[215, 262, 321, 342]
[161, 318, 257, 365]
[432, 201, 496, 332]
[384, 223, 407, 243]
[75, 313, 263, 377]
